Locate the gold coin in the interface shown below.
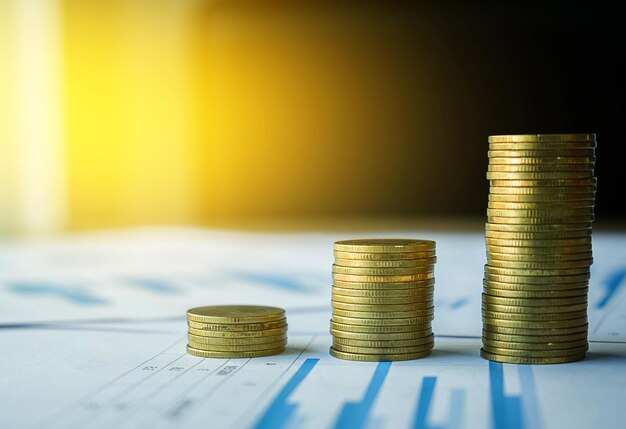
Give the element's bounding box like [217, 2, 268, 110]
[489, 178, 597, 188]
[484, 273, 590, 286]
[489, 185, 596, 195]
[187, 344, 285, 359]
[331, 286, 433, 298]
[188, 338, 287, 351]
[485, 228, 592, 240]
[329, 347, 431, 362]
[332, 335, 434, 348]
[482, 295, 588, 309]
[482, 316, 587, 328]
[487, 171, 594, 180]
[488, 193, 596, 203]
[482, 302, 587, 314]
[334, 257, 436, 268]
[187, 326, 288, 338]
[486, 230, 594, 245]
[487, 207, 594, 219]
[332, 301, 434, 312]
[482, 309, 587, 321]
[186, 305, 285, 324]
[483, 323, 588, 336]
[483, 286, 588, 298]
[488, 216, 594, 225]
[334, 239, 436, 253]
[485, 259, 593, 270]
[331, 294, 434, 305]
[489, 143, 595, 153]
[187, 319, 287, 332]
[488, 134, 595, 143]
[333, 278, 435, 290]
[487, 252, 593, 263]
[334, 250, 436, 260]
[486, 222, 593, 233]
[485, 237, 592, 248]
[480, 348, 585, 364]
[330, 320, 432, 334]
[333, 309, 435, 321]
[486, 208, 594, 219]
[331, 342, 433, 355]
[332, 307, 434, 319]
[488, 163, 594, 172]
[332, 265, 434, 276]
[482, 330, 588, 343]
[187, 332, 287, 345]
[332, 314, 433, 326]
[488, 201, 594, 210]
[482, 344, 588, 358]
[488, 149, 595, 158]
[482, 338, 588, 350]
[329, 327, 432, 340]
[484, 265, 590, 277]
[489, 156, 596, 165]
[486, 244, 592, 255]
[483, 279, 589, 291]
[333, 273, 435, 283]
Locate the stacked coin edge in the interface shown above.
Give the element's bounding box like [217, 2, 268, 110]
[482, 133, 596, 364]
[186, 305, 288, 358]
[330, 239, 437, 362]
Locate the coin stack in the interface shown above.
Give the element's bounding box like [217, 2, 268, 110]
[186, 305, 287, 358]
[329, 239, 436, 362]
[481, 133, 596, 364]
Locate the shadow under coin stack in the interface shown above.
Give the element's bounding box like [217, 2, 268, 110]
[186, 305, 287, 358]
[330, 239, 436, 362]
[482, 133, 596, 364]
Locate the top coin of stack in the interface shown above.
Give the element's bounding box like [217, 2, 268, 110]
[186, 305, 287, 358]
[482, 133, 596, 364]
[329, 239, 436, 362]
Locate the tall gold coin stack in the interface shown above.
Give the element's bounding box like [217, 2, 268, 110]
[186, 305, 287, 358]
[329, 239, 437, 362]
[481, 133, 596, 364]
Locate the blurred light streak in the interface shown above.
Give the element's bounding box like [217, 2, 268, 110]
[0, 0, 66, 234]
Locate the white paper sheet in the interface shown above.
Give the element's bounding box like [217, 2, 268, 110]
[1, 227, 625, 429]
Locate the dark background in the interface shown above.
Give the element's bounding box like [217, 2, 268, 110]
[191, 0, 625, 222]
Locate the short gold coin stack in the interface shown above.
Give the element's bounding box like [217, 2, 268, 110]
[186, 305, 287, 358]
[329, 239, 436, 362]
[482, 133, 596, 364]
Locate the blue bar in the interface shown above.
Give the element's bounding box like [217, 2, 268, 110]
[518, 365, 542, 429]
[448, 389, 465, 429]
[488, 361, 524, 429]
[231, 272, 311, 293]
[124, 278, 177, 294]
[450, 298, 469, 310]
[596, 268, 626, 309]
[413, 377, 464, 429]
[333, 362, 392, 429]
[253, 358, 319, 429]
[9, 282, 107, 305]
[413, 377, 437, 429]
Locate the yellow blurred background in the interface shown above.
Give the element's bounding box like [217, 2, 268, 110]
[2, 1, 622, 235]
[2, 0, 469, 235]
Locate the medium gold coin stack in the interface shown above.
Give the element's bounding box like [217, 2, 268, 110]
[482, 133, 596, 364]
[186, 305, 287, 358]
[329, 239, 436, 362]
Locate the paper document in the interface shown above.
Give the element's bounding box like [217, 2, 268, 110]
[0, 228, 625, 428]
